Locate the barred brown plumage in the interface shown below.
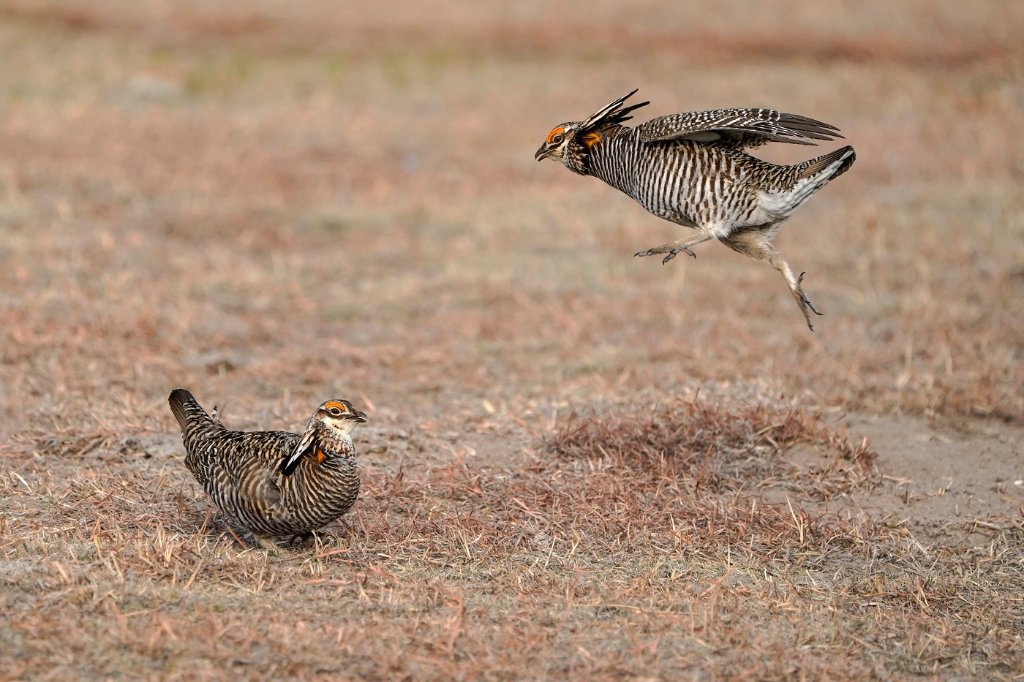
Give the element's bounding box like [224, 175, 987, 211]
[168, 388, 367, 550]
[535, 90, 856, 331]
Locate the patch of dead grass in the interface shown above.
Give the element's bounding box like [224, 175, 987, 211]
[549, 399, 877, 499]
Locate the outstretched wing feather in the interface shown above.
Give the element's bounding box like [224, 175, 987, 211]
[637, 108, 844, 148]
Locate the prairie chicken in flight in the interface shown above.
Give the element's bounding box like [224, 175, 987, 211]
[535, 90, 855, 330]
[168, 388, 367, 550]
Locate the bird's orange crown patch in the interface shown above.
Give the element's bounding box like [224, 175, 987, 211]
[323, 400, 347, 413]
[545, 126, 565, 144]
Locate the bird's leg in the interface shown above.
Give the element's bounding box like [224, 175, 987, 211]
[634, 234, 711, 264]
[253, 534, 281, 553]
[721, 230, 823, 331]
[769, 255, 823, 332]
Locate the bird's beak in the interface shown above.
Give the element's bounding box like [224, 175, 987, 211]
[348, 410, 368, 423]
[535, 145, 551, 162]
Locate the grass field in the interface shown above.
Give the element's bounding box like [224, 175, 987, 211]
[1, 1, 1022, 678]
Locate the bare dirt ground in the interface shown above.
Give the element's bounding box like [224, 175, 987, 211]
[1, 1, 1022, 679]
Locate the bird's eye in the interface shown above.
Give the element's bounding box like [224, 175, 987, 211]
[328, 407, 343, 417]
[551, 134, 564, 144]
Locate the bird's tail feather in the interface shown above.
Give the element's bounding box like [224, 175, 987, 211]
[168, 388, 211, 433]
[796, 145, 856, 182]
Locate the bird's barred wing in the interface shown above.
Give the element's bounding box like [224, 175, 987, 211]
[636, 108, 843, 148]
[279, 426, 315, 476]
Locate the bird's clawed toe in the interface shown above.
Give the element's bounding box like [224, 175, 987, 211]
[634, 247, 662, 258]
[662, 247, 696, 264]
[793, 272, 823, 331]
[796, 272, 824, 316]
[635, 245, 697, 264]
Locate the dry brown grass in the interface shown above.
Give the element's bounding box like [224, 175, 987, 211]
[1, 0, 1023, 679]
[4, 403, 1021, 679]
[550, 399, 877, 498]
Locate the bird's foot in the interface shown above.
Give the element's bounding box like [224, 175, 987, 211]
[253, 534, 281, 553]
[285, 532, 314, 548]
[795, 272, 824, 331]
[634, 245, 696, 264]
[660, 246, 697, 264]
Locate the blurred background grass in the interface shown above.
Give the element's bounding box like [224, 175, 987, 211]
[1, 1, 1021, 435]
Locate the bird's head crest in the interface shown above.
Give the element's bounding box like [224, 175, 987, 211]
[534, 90, 649, 174]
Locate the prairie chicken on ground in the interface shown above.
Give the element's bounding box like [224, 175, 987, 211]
[168, 388, 367, 550]
[535, 90, 855, 330]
